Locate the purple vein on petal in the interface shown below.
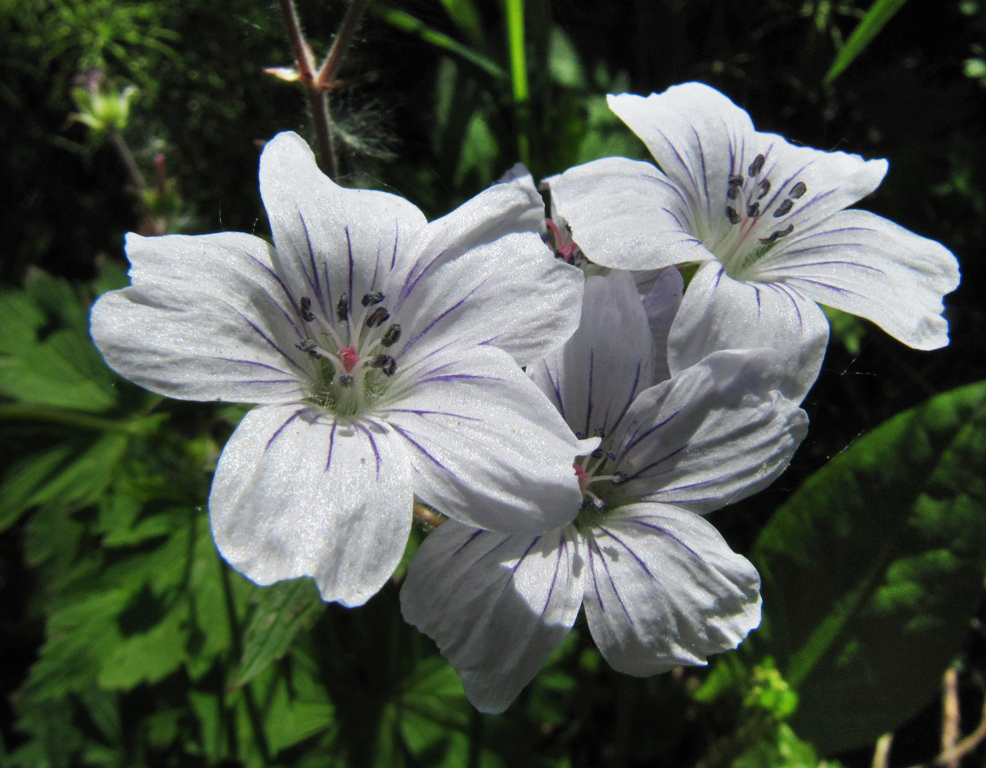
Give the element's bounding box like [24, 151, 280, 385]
[689, 122, 712, 224]
[236, 248, 305, 337]
[391, 424, 454, 476]
[233, 309, 309, 376]
[393, 248, 448, 314]
[540, 535, 568, 619]
[354, 421, 382, 479]
[605, 361, 643, 438]
[345, 226, 355, 311]
[588, 534, 634, 624]
[215, 357, 297, 378]
[266, 407, 306, 451]
[542, 362, 565, 420]
[324, 420, 338, 473]
[390, 222, 400, 271]
[624, 518, 705, 560]
[620, 408, 680, 461]
[297, 211, 326, 316]
[387, 408, 483, 422]
[453, 529, 485, 557]
[597, 525, 657, 581]
[623, 442, 690, 483]
[398, 284, 483, 357]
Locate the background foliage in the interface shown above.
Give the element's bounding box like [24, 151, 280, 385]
[1, 0, 985, 766]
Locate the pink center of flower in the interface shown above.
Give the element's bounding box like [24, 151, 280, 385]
[573, 462, 589, 484]
[339, 346, 361, 373]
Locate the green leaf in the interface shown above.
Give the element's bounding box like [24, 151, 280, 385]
[0, 432, 130, 532]
[233, 578, 324, 687]
[751, 381, 986, 753]
[824, 0, 909, 84]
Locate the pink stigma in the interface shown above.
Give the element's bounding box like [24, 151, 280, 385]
[573, 463, 588, 483]
[339, 346, 361, 373]
[546, 218, 578, 261]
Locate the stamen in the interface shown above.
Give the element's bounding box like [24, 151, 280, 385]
[295, 338, 321, 357]
[747, 202, 760, 219]
[727, 175, 744, 199]
[339, 346, 360, 373]
[748, 153, 765, 176]
[726, 206, 741, 225]
[371, 354, 397, 376]
[381, 323, 401, 348]
[758, 223, 794, 245]
[773, 199, 794, 217]
[338, 374, 354, 388]
[789, 181, 807, 198]
[336, 293, 350, 322]
[361, 291, 385, 307]
[611, 472, 628, 485]
[300, 296, 315, 322]
[365, 307, 391, 328]
[757, 179, 771, 199]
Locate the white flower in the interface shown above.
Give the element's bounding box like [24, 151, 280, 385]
[544, 82, 960, 401]
[400, 272, 808, 712]
[90, 131, 587, 607]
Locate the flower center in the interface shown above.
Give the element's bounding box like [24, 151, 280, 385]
[708, 152, 808, 278]
[572, 446, 628, 529]
[295, 291, 403, 417]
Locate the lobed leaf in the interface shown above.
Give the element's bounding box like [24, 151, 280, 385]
[752, 381, 986, 753]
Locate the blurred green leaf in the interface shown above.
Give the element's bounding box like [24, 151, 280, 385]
[377, 7, 506, 80]
[233, 578, 324, 688]
[752, 381, 986, 753]
[824, 0, 909, 83]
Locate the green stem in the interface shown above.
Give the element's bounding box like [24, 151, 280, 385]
[503, 0, 531, 166]
[0, 404, 144, 435]
[277, 0, 338, 178]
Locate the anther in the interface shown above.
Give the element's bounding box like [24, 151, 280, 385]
[789, 181, 807, 199]
[728, 174, 744, 188]
[338, 374, 354, 388]
[747, 202, 761, 218]
[611, 472, 628, 485]
[773, 199, 794, 217]
[726, 206, 741, 225]
[381, 323, 401, 348]
[371, 354, 397, 376]
[295, 338, 321, 357]
[336, 293, 350, 322]
[758, 223, 794, 246]
[361, 291, 385, 307]
[757, 180, 771, 199]
[748, 153, 765, 176]
[365, 307, 391, 328]
[299, 297, 315, 322]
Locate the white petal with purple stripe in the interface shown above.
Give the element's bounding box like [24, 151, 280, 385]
[400, 521, 584, 714]
[210, 403, 413, 607]
[582, 503, 761, 675]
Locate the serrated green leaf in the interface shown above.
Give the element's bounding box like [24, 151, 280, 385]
[233, 578, 324, 687]
[824, 0, 909, 84]
[0, 432, 130, 532]
[752, 381, 986, 753]
[0, 328, 117, 411]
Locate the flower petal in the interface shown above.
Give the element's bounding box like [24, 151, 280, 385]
[543, 156, 711, 270]
[641, 267, 684, 382]
[668, 262, 830, 403]
[259, 131, 427, 325]
[90, 232, 310, 403]
[608, 84, 887, 244]
[392, 173, 584, 366]
[209, 403, 413, 606]
[611, 348, 808, 512]
[400, 522, 584, 714]
[583, 503, 761, 675]
[762, 210, 960, 350]
[528, 271, 656, 440]
[385, 344, 583, 534]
